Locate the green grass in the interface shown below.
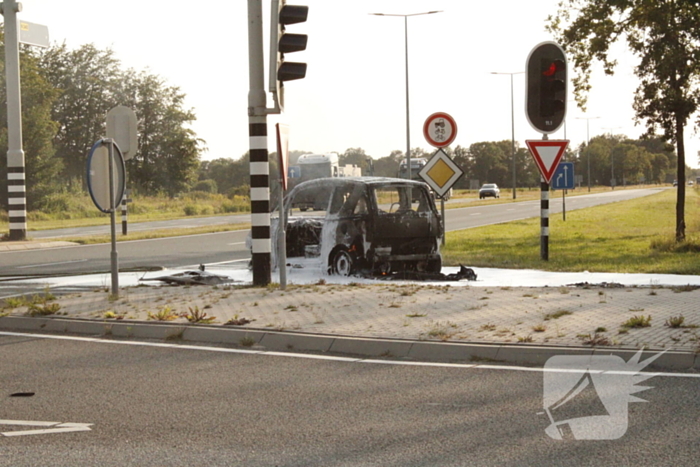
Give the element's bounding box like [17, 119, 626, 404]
[443, 188, 700, 274]
[622, 315, 652, 328]
[0, 191, 250, 232]
[544, 310, 573, 320]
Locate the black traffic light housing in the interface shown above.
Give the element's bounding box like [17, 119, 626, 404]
[526, 42, 567, 134]
[269, 0, 308, 113]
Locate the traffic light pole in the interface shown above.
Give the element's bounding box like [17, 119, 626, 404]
[541, 178, 549, 261]
[525, 42, 567, 263]
[248, 0, 272, 286]
[540, 135, 549, 261]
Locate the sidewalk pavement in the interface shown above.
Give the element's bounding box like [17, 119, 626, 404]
[2, 277, 700, 370]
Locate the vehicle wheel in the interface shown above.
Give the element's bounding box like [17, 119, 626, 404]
[426, 258, 442, 274]
[331, 248, 354, 276]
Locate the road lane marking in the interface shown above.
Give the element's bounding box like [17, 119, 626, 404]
[23, 230, 250, 247]
[0, 331, 697, 379]
[16, 259, 88, 269]
[181, 258, 250, 269]
[0, 419, 93, 437]
[227, 242, 246, 246]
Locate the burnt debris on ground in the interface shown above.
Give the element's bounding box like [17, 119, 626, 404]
[373, 264, 477, 282]
[140, 268, 236, 286]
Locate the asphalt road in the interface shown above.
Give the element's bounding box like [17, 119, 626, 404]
[444, 187, 665, 231]
[29, 214, 252, 240]
[0, 188, 664, 277]
[1, 333, 698, 466]
[28, 188, 664, 240]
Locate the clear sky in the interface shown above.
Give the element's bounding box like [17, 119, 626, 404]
[16, 0, 700, 167]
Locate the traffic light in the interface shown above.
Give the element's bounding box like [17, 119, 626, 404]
[526, 42, 567, 134]
[269, 0, 308, 112]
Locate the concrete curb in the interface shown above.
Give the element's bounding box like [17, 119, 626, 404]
[0, 241, 77, 251]
[1, 316, 698, 370]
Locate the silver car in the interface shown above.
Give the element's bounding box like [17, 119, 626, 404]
[479, 183, 500, 199]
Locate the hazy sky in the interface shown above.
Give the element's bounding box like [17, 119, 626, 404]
[16, 0, 700, 168]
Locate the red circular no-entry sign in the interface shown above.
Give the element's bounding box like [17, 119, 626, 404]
[423, 112, 457, 148]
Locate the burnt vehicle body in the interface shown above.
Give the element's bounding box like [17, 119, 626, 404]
[281, 177, 443, 276]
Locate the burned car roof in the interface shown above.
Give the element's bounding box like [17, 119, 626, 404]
[285, 176, 431, 197]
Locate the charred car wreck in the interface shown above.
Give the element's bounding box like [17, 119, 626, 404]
[262, 177, 476, 280]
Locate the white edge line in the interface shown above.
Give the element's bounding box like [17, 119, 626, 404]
[0, 331, 697, 378]
[0, 420, 59, 427]
[17, 259, 88, 269]
[180, 258, 249, 269]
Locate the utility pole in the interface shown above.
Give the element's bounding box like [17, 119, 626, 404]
[602, 126, 622, 189]
[491, 71, 523, 199]
[370, 11, 442, 180]
[2, 0, 27, 240]
[576, 116, 600, 192]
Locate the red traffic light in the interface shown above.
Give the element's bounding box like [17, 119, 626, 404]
[526, 42, 567, 134]
[542, 60, 564, 77]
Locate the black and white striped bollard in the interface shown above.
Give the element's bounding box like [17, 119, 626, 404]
[541, 178, 549, 261]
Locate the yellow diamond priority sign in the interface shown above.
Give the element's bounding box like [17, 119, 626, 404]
[418, 149, 464, 198]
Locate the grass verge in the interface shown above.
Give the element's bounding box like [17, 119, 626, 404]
[442, 188, 700, 274]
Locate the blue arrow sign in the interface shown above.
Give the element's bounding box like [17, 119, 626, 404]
[552, 162, 574, 190]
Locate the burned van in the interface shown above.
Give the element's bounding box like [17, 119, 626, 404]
[278, 177, 443, 276]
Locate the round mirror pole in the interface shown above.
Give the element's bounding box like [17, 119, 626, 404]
[106, 138, 119, 298]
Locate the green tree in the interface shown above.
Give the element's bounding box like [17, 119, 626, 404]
[372, 150, 403, 178]
[467, 141, 511, 186]
[38, 43, 123, 188]
[0, 42, 61, 210]
[517, 146, 541, 189]
[339, 147, 369, 174]
[199, 154, 257, 197]
[120, 72, 203, 196]
[40, 43, 205, 197]
[548, 0, 700, 240]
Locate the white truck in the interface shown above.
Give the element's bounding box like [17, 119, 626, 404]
[289, 153, 362, 210]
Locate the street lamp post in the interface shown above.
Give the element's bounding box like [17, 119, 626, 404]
[602, 126, 622, 189]
[491, 71, 523, 199]
[370, 11, 442, 180]
[576, 116, 600, 192]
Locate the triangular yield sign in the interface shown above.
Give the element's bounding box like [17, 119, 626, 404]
[526, 140, 569, 183]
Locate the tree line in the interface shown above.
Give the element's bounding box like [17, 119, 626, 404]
[0, 39, 203, 211]
[197, 135, 680, 196]
[0, 26, 691, 218]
